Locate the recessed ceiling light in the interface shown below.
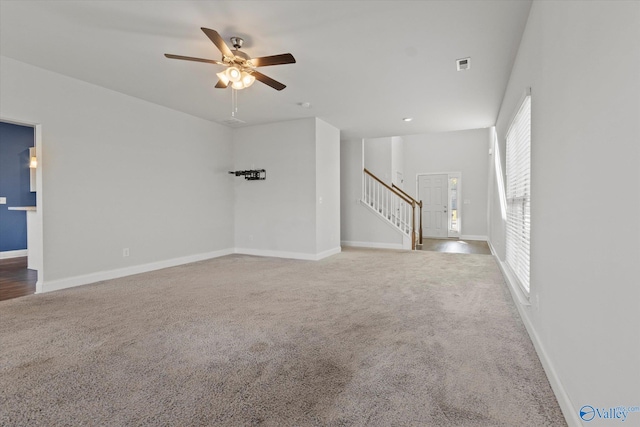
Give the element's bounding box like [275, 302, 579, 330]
[402, 117, 413, 122]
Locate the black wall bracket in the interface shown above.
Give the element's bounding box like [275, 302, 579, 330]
[228, 169, 266, 181]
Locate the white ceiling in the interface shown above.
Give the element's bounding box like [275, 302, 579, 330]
[0, 0, 531, 140]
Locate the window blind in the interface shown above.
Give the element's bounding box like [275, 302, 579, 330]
[505, 95, 531, 293]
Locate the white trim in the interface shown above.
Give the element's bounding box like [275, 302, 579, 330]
[520, 317, 581, 427]
[416, 171, 462, 238]
[234, 247, 341, 261]
[460, 235, 487, 241]
[488, 239, 579, 427]
[0, 249, 28, 259]
[498, 87, 532, 139]
[488, 239, 497, 257]
[341, 240, 405, 250]
[37, 248, 234, 294]
[316, 247, 342, 260]
[36, 246, 342, 294]
[34, 124, 44, 285]
[1, 116, 44, 292]
[490, 242, 530, 307]
[359, 199, 410, 236]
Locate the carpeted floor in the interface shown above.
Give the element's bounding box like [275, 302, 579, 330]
[0, 248, 566, 426]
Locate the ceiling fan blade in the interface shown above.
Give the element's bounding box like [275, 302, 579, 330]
[201, 28, 234, 58]
[215, 79, 228, 89]
[165, 53, 225, 66]
[252, 71, 286, 91]
[250, 53, 296, 67]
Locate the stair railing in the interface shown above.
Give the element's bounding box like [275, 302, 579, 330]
[392, 183, 423, 245]
[363, 168, 417, 250]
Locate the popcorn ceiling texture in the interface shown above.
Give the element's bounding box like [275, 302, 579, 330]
[0, 248, 566, 426]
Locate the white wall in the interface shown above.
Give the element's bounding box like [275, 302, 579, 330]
[233, 118, 340, 259]
[0, 56, 234, 288]
[363, 136, 392, 181]
[391, 136, 404, 187]
[403, 128, 490, 239]
[315, 118, 341, 255]
[233, 118, 316, 257]
[0, 57, 341, 290]
[489, 2, 640, 425]
[340, 138, 403, 248]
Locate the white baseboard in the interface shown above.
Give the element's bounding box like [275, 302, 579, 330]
[315, 247, 342, 260]
[0, 249, 28, 259]
[36, 246, 343, 295]
[488, 239, 580, 427]
[234, 247, 341, 261]
[37, 248, 234, 294]
[460, 235, 487, 241]
[341, 240, 405, 250]
[487, 240, 498, 257]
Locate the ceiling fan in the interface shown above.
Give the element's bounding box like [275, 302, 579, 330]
[165, 27, 295, 91]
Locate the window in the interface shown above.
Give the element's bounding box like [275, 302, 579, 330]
[505, 94, 531, 294]
[448, 175, 460, 237]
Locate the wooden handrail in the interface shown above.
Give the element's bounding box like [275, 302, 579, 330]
[392, 184, 421, 207]
[363, 168, 414, 206]
[393, 184, 423, 245]
[363, 168, 419, 249]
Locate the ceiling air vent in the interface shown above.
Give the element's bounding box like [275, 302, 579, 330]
[456, 57, 471, 71]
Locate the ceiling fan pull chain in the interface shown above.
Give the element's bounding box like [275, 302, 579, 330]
[231, 88, 238, 117]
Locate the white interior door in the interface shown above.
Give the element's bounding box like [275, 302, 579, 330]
[419, 174, 448, 238]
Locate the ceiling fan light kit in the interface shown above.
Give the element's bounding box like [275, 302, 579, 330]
[227, 67, 242, 82]
[165, 28, 296, 91]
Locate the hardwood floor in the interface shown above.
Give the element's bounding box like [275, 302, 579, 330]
[0, 257, 37, 301]
[419, 238, 492, 255]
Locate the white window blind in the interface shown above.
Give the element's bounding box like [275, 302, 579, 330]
[505, 95, 531, 294]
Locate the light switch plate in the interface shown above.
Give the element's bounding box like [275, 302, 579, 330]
[0, 197, 6, 204]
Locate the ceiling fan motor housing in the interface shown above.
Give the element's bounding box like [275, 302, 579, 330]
[230, 37, 244, 49]
[230, 49, 251, 62]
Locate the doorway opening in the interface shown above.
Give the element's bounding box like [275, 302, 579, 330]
[416, 172, 461, 239]
[0, 118, 43, 299]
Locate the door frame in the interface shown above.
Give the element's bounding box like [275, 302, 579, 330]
[0, 116, 44, 291]
[416, 172, 462, 238]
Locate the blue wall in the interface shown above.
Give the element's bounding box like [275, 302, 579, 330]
[0, 122, 36, 252]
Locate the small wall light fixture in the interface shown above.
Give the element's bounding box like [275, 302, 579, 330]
[29, 147, 37, 168]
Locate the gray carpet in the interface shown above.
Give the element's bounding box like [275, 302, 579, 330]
[0, 248, 566, 426]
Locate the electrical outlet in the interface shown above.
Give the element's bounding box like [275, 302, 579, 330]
[0, 197, 6, 204]
[123, 248, 130, 257]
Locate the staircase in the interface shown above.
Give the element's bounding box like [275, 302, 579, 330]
[362, 168, 422, 250]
